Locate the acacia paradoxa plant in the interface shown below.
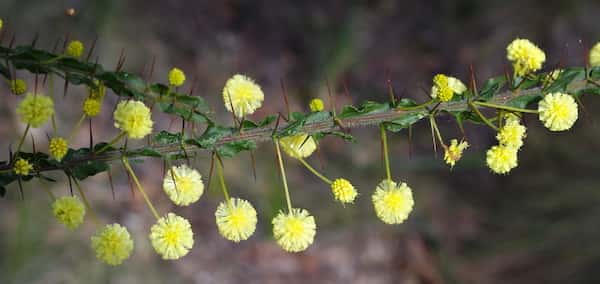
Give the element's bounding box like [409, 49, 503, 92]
[1, 18, 600, 264]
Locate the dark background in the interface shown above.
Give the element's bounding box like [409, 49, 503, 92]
[1, 0, 600, 283]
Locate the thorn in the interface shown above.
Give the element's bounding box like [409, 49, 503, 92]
[31, 133, 36, 153]
[271, 113, 283, 137]
[86, 36, 98, 62]
[9, 34, 16, 49]
[469, 64, 478, 96]
[34, 74, 39, 94]
[250, 152, 257, 182]
[63, 76, 69, 97]
[226, 89, 241, 126]
[125, 164, 135, 197]
[207, 153, 215, 191]
[62, 32, 71, 52]
[385, 69, 396, 104]
[149, 55, 157, 80]
[67, 173, 74, 196]
[316, 146, 325, 170]
[189, 75, 197, 96]
[89, 118, 94, 154]
[116, 48, 126, 72]
[107, 168, 116, 200]
[408, 125, 413, 160]
[430, 118, 438, 158]
[280, 78, 291, 119]
[326, 78, 336, 115]
[31, 32, 40, 48]
[342, 78, 352, 102]
[51, 38, 61, 54]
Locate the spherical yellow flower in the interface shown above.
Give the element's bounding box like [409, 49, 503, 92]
[168, 68, 186, 87]
[330, 178, 358, 204]
[113, 100, 153, 139]
[372, 179, 414, 224]
[10, 79, 27, 95]
[0, 19, 3, 30]
[83, 98, 102, 117]
[504, 113, 521, 125]
[150, 213, 194, 260]
[49, 137, 69, 161]
[444, 139, 469, 168]
[486, 145, 518, 174]
[431, 74, 454, 102]
[272, 208, 316, 252]
[215, 198, 257, 242]
[91, 223, 134, 265]
[590, 42, 600, 67]
[538, 92, 578, 131]
[279, 133, 317, 159]
[447, 76, 467, 94]
[52, 196, 85, 229]
[66, 40, 84, 58]
[497, 121, 526, 149]
[16, 93, 54, 127]
[222, 74, 264, 118]
[506, 38, 546, 77]
[13, 158, 33, 176]
[88, 81, 106, 100]
[162, 165, 204, 206]
[309, 98, 325, 112]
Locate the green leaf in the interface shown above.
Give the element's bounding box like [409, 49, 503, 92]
[278, 111, 332, 137]
[383, 110, 428, 132]
[479, 76, 507, 101]
[71, 160, 109, 180]
[338, 101, 390, 119]
[241, 115, 277, 130]
[217, 140, 257, 158]
[189, 124, 235, 149]
[544, 68, 585, 93]
[506, 94, 542, 109]
[126, 148, 163, 158]
[154, 131, 183, 145]
[158, 102, 210, 123]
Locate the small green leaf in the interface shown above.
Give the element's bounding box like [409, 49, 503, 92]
[383, 110, 428, 132]
[506, 94, 542, 109]
[544, 68, 584, 93]
[241, 115, 277, 130]
[338, 101, 390, 119]
[126, 148, 163, 158]
[71, 160, 109, 180]
[479, 76, 507, 101]
[154, 131, 183, 145]
[217, 140, 257, 158]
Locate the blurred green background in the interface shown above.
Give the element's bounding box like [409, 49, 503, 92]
[2, 0, 600, 283]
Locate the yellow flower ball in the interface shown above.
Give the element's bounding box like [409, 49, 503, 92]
[113, 100, 153, 139]
[215, 198, 257, 242]
[52, 196, 85, 229]
[486, 145, 518, 174]
[372, 179, 414, 224]
[0, 19, 3, 30]
[272, 208, 317, 252]
[66, 40, 84, 58]
[10, 79, 27, 95]
[16, 93, 54, 128]
[447, 76, 467, 94]
[49, 137, 69, 161]
[83, 98, 102, 117]
[538, 92, 578, 131]
[162, 165, 204, 206]
[431, 74, 454, 102]
[168, 68, 186, 87]
[222, 74, 264, 118]
[590, 42, 600, 67]
[13, 158, 33, 176]
[444, 139, 469, 168]
[504, 113, 521, 125]
[497, 121, 526, 149]
[150, 213, 194, 260]
[506, 38, 546, 77]
[279, 133, 317, 159]
[309, 98, 325, 112]
[91, 223, 134, 265]
[330, 178, 358, 204]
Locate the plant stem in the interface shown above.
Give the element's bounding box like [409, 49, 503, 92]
[297, 157, 332, 184]
[473, 101, 539, 114]
[468, 102, 499, 131]
[215, 154, 232, 207]
[122, 157, 160, 220]
[380, 124, 392, 181]
[68, 114, 86, 141]
[72, 177, 99, 225]
[14, 124, 31, 158]
[96, 131, 126, 154]
[274, 139, 293, 213]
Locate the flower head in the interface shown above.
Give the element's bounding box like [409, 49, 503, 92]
[506, 38, 546, 77]
[162, 165, 204, 206]
[52, 196, 85, 229]
[222, 74, 264, 118]
[497, 121, 526, 149]
[215, 198, 257, 242]
[486, 145, 518, 174]
[590, 42, 600, 67]
[447, 76, 467, 94]
[91, 223, 134, 265]
[372, 179, 414, 224]
[168, 68, 186, 87]
[113, 100, 153, 139]
[309, 98, 324, 112]
[16, 93, 54, 127]
[279, 134, 317, 159]
[66, 40, 84, 58]
[0, 19, 3, 30]
[88, 81, 106, 100]
[14, 158, 33, 176]
[444, 139, 469, 168]
[504, 113, 521, 125]
[272, 208, 316, 252]
[83, 98, 102, 117]
[10, 79, 27, 95]
[150, 213, 194, 260]
[538, 92, 578, 131]
[49, 137, 69, 161]
[330, 178, 358, 204]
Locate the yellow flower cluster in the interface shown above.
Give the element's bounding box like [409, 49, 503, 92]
[538, 92, 578, 131]
[16, 93, 54, 127]
[444, 139, 469, 168]
[272, 208, 317, 252]
[66, 40, 84, 58]
[83, 82, 106, 117]
[113, 100, 153, 139]
[497, 120, 527, 149]
[150, 213, 194, 260]
[309, 98, 324, 112]
[486, 115, 526, 174]
[590, 42, 600, 67]
[13, 158, 33, 176]
[486, 145, 518, 174]
[330, 178, 357, 204]
[168, 68, 186, 87]
[506, 38, 546, 77]
[372, 179, 414, 224]
[162, 165, 204, 206]
[279, 133, 317, 159]
[215, 198, 257, 242]
[91, 223, 134, 265]
[10, 79, 27, 95]
[222, 74, 264, 118]
[52, 196, 85, 229]
[49, 137, 69, 161]
[431, 74, 466, 102]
